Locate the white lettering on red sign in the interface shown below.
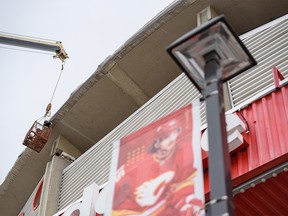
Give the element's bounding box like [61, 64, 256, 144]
[54, 183, 108, 216]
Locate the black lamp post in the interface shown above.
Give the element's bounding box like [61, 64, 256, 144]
[167, 15, 256, 215]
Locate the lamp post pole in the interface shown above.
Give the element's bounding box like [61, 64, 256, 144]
[167, 15, 256, 216]
[203, 51, 234, 215]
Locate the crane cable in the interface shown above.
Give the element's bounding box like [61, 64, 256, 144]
[44, 60, 66, 118]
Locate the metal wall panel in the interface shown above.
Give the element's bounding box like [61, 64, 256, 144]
[236, 86, 288, 170]
[228, 18, 288, 107]
[238, 85, 287, 176]
[203, 85, 288, 194]
[234, 170, 288, 216]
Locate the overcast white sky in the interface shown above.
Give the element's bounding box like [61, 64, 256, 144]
[0, 0, 176, 184]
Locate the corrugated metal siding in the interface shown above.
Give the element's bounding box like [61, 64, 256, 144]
[234, 170, 288, 216]
[58, 74, 203, 210]
[203, 85, 288, 194]
[227, 18, 288, 107]
[232, 85, 288, 176]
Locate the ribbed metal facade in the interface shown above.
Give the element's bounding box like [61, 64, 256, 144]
[233, 87, 288, 174]
[203, 85, 288, 194]
[233, 85, 288, 179]
[227, 18, 288, 107]
[234, 169, 288, 215]
[57, 17, 288, 211]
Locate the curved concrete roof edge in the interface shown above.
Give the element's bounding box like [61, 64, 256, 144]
[0, 148, 34, 198]
[50, 0, 192, 125]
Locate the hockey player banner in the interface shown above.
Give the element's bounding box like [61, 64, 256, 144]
[106, 101, 204, 216]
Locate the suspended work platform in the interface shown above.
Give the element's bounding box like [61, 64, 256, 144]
[23, 121, 51, 153]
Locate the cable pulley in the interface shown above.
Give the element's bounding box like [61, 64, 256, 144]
[22, 60, 66, 152]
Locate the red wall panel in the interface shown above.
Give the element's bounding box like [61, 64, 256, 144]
[204, 84, 288, 193]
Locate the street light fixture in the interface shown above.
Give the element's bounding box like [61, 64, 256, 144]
[167, 15, 256, 91]
[167, 15, 256, 215]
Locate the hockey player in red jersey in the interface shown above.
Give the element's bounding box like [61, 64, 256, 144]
[111, 114, 204, 216]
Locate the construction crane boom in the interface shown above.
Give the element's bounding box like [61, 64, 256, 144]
[0, 32, 69, 152]
[0, 32, 68, 61]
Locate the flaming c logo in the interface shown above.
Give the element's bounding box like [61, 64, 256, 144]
[134, 171, 175, 207]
